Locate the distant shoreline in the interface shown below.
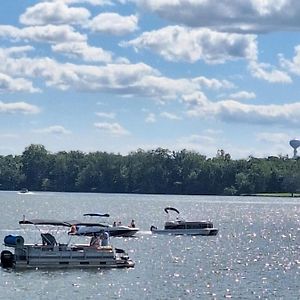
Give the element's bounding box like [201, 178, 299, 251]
[242, 193, 300, 198]
[3, 189, 300, 198]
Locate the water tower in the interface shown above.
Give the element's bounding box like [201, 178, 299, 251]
[289, 139, 300, 158]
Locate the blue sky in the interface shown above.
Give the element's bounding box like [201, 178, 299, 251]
[1, 0, 300, 158]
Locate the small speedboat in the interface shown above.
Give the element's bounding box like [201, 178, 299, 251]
[150, 207, 218, 236]
[66, 213, 139, 237]
[1, 218, 134, 270]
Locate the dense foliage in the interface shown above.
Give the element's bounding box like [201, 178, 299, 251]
[0, 144, 300, 195]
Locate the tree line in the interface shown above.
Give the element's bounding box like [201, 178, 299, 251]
[0, 144, 300, 195]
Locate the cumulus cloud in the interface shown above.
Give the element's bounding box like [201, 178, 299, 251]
[0, 73, 40, 93]
[94, 122, 130, 135]
[1, 46, 34, 56]
[48, 0, 113, 5]
[0, 25, 86, 44]
[20, 2, 90, 26]
[248, 60, 292, 83]
[0, 50, 225, 99]
[122, 26, 257, 63]
[192, 77, 234, 90]
[88, 13, 138, 35]
[280, 45, 300, 76]
[229, 91, 256, 100]
[137, 0, 300, 33]
[34, 125, 71, 135]
[52, 42, 113, 63]
[184, 92, 300, 126]
[0, 101, 40, 114]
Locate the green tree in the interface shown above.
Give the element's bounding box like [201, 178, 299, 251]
[235, 172, 254, 195]
[282, 173, 300, 196]
[0, 155, 23, 190]
[21, 144, 50, 190]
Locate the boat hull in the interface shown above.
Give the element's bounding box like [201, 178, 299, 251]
[75, 226, 139, 237]
[13, 259, 134, 270]
[108, 228, 139, 237]
[151, 228, 218, 236]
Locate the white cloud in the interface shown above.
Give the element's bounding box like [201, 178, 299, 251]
[0, 50, 219, 99]
[160, 112, 181, 120]
[20, 2, 90, 26]
[1, 46, 34, 56]
[145, 113, 156, 123]
[175, 134, 218, 157]
[280, 45, 300, 76]
[248, 60, 292, 83]
[122, 26, 257, 63]
[0, 73, 40, 93]
[256, 132, 292, 157]
[137, 0, 300, 33]
[256, 132, 290, 144]
[96, 112, 115, 118]
[192, 77, 235, 90]
[48, 0, 113, 5]
[89, 13, 138, 35]
[34, 125, 71, 135]
[94, 122, 130, 135]
[136, 75, 199, 100]
[229, 91, 256, 100]
[52, 42, 113, 63]
[184, 92, 300, 126]
[0, 25, 86, 44]
[0, 101, 40, 114]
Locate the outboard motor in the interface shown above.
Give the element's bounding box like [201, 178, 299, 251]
[1, 250, 14, 268]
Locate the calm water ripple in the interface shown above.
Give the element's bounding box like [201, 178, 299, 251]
[0, 191, 299, 299]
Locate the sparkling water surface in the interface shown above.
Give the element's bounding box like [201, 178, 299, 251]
[0, 191, 299, 299]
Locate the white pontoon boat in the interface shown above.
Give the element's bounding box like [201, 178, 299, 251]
[1, 219, 134, 270]
[150, 207, 218, 236]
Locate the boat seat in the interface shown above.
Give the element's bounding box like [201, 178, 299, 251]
[41, 233, 57, 246]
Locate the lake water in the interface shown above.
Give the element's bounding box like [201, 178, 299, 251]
[0, 191, 299, 299]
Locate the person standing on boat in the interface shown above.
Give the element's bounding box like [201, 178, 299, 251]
[101, 231, 110, 246]
[130, 220, 135, 228]
[90, 233, 100, 247]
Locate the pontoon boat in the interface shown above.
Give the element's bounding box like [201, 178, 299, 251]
[150, 207, 218, 236]
[1, 219, 134, 270]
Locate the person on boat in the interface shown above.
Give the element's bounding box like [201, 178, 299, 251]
[101, 231, 110, 246]
[130, 219, 135, 228]
[90, 233, 101, 247]
[68, 224, 77, 235]
[117, 221, 122, 226]
[113, 221, 116, 227]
